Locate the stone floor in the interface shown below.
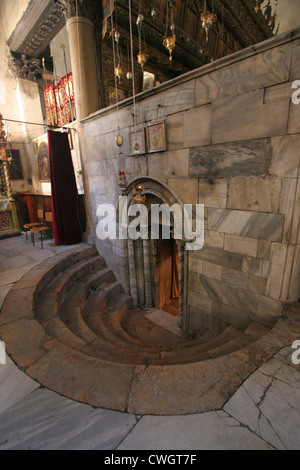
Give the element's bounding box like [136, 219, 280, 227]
[0, 235, 299, 450]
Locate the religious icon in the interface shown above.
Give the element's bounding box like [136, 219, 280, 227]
[146, 121, 167, 153]
[37, 141, 51, 182]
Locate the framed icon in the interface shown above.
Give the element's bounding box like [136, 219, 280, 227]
[146, 120, 167, 153]
[129, 128, 146, 155]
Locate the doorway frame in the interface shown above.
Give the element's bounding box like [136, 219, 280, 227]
[122, 177, 190, 333]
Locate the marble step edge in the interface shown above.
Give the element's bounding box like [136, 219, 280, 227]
[17, 312, 300, 415]
[0, 245, 97, 327]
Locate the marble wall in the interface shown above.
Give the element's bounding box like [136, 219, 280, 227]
[80, 28, 300, 333]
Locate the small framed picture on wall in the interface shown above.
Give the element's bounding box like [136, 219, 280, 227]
[129, 128, 146, 156]
[146, 120, 167, 153]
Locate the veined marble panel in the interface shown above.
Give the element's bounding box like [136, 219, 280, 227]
[207, 208, 284, 242]
[270, 134, 300, 178]
[199, 274, 257, 315]
[291, 44, 300, 80]
[212, 90, 290, 144]
[195, 43, 292, 105]
[264, 81, 295, 104]
[287, 101, 300, 134]
[190, 139, 270, 179]
[142, 81, 195, 121]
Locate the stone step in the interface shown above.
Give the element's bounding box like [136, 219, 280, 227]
[34, 245, 97, 297]
[35, 256, 107, 323]
[158, 326, 243, 364]
[83, 294, 161, 353]
[81, 336, 161, 365]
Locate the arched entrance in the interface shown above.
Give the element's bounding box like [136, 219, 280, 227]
[122, 177, 188, 332]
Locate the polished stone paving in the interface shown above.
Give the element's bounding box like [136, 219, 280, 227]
[0, 235, 299, 450]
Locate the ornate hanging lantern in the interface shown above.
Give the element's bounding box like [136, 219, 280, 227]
[132, 185, 146, 205]
[163, 1, 176, 62]
[136, 8, 148, 70]
[201, 10, 217, 43]
[114, 63, 123, 80]
[201, 0, 216, 43]
[163, 34, 176, 62]
[137, 51, 148, 69]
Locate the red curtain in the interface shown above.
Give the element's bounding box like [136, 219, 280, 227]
[48, 130, 82, 245]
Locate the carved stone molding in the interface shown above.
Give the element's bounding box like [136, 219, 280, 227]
[8, 52, 43, 82]
[54, 0, 100, 23]
[7, 0, 65, 58]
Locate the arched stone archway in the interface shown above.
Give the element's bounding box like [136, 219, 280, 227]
[121, 177, 190, 333]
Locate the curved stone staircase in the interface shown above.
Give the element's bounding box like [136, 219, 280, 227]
[1, 244, 299, 415]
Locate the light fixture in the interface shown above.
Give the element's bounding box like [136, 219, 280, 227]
[114, 28, 123, 82]
[118, 170, 128, 193]
[136, 6, 148, 70]
[201, 0, 217, 43]
[163, 1, 176, 62]
[132, 185, 146, 205]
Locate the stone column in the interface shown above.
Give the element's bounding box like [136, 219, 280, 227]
[128, 239, 138, 309]
[66, 16, 100, 120]
[59, 0, 100, 120]
[143, 239, 152, 310]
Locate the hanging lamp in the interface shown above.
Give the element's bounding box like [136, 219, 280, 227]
[201, 0, 216, 43]
[136, 7, 148, 70]
[163, 1, 176, 62]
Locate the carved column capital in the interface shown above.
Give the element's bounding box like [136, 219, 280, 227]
[54, 0, 99, 24]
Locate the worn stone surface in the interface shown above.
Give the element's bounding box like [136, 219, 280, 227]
[183, 104, 212, 147]
[224, 234, 258, 258]
[227, 178, 282, 213]
[118, 411, 271, 450]
[291, 44, 300, 80]
[212, 89, 290, 144]
[199, 180, 227, 208]
[148, 148, 189, 182]
[0, 319, 48, 369]
[168, 178, 198, 205]
[264, 81, 294, 104]
[190, 139, 270, 179]
[26, 343, 135, 412]
[224, 348, 300, 450]
[195, 43, 292, 106]
[207, 208, 284, 242]
[270, 134, 300, 178]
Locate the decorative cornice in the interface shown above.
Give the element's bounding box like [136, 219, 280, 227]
[7, 0, 65, 58]
[53, 0, 100, 23]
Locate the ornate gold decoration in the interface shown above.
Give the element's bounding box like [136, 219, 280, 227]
[136, 8, 148, 70]
[163, 1, 176, 62]
[163, 34, 176, 62]
[137, 51, 148, 69]
[132, 185, 146, 205]
[201, 10, 217, 43]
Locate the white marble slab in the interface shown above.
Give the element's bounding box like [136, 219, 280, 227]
[0, 388, 137, 450]
[0, 355, 39, 417]
[224, 352, 300, 450]
[117, 411, 271, 450]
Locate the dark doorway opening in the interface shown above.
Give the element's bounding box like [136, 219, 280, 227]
[157, 237, 179, 317]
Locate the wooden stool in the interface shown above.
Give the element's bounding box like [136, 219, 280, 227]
[30, 212, 53, 249]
